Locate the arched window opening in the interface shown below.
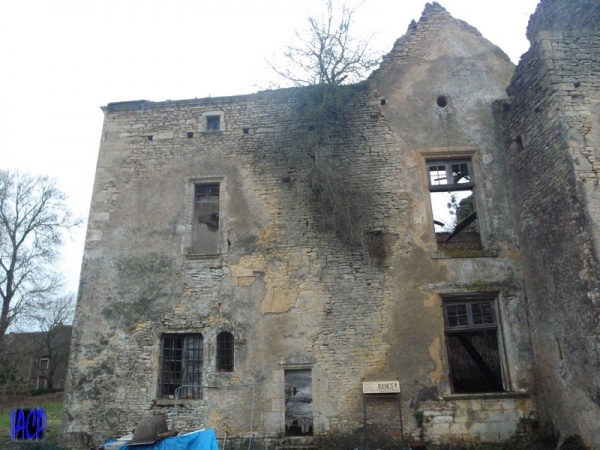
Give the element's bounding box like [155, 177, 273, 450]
[216, 332, 234, 372]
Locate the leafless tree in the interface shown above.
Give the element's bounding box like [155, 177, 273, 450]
[0, 170, 80, 346]
[0, 345, 22, 408]
[30, 294, 75, 390]
[270, 0, 380, 86]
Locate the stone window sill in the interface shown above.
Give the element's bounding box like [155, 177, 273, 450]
[155, 398, 203, 406]
[442, 391, 528, 401]
[430, 248, 498, 259]
[186, 253, 220, 261]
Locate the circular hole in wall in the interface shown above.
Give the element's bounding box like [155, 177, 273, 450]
[437, 96, 448, 108]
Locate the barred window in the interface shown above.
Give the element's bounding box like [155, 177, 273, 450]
[159, 334, 203, 399]
[216, 332, 234, 372]
[443, 296, 505, 393]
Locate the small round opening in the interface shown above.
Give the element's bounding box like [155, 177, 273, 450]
[437, 96, 448, 108]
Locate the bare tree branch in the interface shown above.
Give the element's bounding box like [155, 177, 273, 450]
[269, 0, 380, 87]
[29, 294, 75, 390]
[0, 170, 81, 345]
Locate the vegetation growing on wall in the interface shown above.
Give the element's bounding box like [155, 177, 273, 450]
[296, 83, 373, 250]
[270, 0, 385, 255]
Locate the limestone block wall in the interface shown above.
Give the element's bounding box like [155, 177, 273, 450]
[63, 4, 536, 449]
[421, 395, 535, 443]
[496, 0, 600, 445]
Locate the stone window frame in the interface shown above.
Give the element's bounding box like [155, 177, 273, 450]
[419, 148, 494, 257]
[184, 176, 225, 259]
[441, 292, 510, 395]
[199, 111, 225, 133]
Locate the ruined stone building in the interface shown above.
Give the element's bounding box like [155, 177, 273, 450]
[63, 0, 600, 447]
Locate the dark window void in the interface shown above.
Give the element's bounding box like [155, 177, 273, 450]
[285, 369, 313, 436]
[193, 184, 220, 254]
[159, 334, 203, 399]
[427, 160, 481, 251]
[515, 136, 523, 151]
[206, 115, 220, 131]
[437, 95, 448, 108]
[443, 298, 504, 393]
[216, 332, 234, 372]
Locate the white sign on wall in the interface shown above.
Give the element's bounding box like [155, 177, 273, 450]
[362, 380, 400, 394]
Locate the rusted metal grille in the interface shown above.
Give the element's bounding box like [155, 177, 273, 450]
[216, 332, 234, 372]
[285, 369, 313, 436]
[159, 334, 203, 399]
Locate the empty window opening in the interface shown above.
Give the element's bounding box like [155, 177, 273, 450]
[243, 128, 250, 134]
[437, 96, 448, 108]
[216, 332, 234, 372]
[159, 334, 203, 399]
[427, 159, 481, 251]
[206, 115, 220, 131]
[147, 135, 154, 141]
[187, 131, 194, 138]
[193, 184, 220, 254]
[380, 98, 387, 106]
[40, 357, 49, 370]
[443, 296, 505, 393]
[285, 369, 313, 436]
[515, 136, 524, 151]
[574, 81, 581, 88]
[308, 125, 316, 131]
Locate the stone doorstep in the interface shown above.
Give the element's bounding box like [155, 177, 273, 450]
[272, 436, 317, 449]
[274, 447, 317, 450]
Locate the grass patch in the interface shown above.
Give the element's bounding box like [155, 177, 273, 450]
[0, 394, 64, 449]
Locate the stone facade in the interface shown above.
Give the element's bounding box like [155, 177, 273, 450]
[496, 0, 600, 444]
[63, 0, 599, 448]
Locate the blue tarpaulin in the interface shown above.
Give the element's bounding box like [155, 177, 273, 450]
[120, 429, 219, 450]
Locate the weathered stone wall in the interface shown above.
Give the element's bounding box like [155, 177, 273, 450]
[420, 395, 534, 443]
[526, 0, 599, 42]
[497, 0, 600, 445]
[64, 4, 535, 448]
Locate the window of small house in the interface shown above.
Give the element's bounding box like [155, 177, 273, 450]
[40, 357, 49, 369]
[192, 184, 220, 254]
[159, 334, 203, 399]
[427, 160, 481, 251]
[216, 332, 234, 372]
[37, 376, 47, 390]
[206, 115, 220, 131]
[443, 296, 505, 393]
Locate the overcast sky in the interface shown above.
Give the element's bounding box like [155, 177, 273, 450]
[0, 0, 540, 294]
